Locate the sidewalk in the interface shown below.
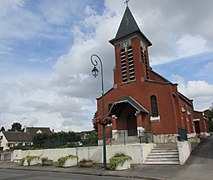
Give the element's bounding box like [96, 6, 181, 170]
[0, 161, 182, 180]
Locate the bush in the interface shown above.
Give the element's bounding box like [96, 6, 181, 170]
[109, 153, 132, 170]
[41, 157, 53, 166]
[79, 158, 93, 167]
[57, 155, 78, 167]
[21, 156, 38, 166]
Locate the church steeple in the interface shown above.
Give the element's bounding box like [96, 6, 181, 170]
[109, 6, 152, 46]
[110, 6, 152, 87]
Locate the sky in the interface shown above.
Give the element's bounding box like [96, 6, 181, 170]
[0, 0, 212, 132]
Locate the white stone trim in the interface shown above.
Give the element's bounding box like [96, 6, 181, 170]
[200, 132, 210, 137]
[187, 111, 191, 116]
[112, 130, 118, 140]
[137, 127, 145, 137]
[98, 140, 103, 146]
[181, 107, 186, 112]
[193, 118, 200, 121]
[150, 115, 160, 122]
[187, 133, 196, 139]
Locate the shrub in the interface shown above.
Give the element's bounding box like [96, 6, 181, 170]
[109, 153, 132, 170]
[41, 157, 53, 166]
[21, 156, 38, 166]
[79, 158, 93, 167]
[57, 155, 78, 167]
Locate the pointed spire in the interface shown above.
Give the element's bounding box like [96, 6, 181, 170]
[110, 6, 152, 46]
[124, 0, 130, 7]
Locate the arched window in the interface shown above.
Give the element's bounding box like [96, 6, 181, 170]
[150, 95, 158, 117]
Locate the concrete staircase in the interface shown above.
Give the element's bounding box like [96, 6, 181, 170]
[144, 143, 180, 165]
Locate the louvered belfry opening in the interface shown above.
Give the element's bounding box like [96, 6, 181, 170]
[120, 45, 135, 83]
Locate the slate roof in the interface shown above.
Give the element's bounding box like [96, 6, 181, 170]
[25, 127, 52, 137]
[108, 96, 149, 116]
[2, 131, 32, 142]
[109, 6, 152, 46]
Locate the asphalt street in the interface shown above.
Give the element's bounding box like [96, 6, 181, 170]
[0, 135, 213, 180]
[0, 169, 138, 180]
[173, 135, 213, 180]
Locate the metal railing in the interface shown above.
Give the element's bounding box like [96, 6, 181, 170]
[109, 130, 154, 145]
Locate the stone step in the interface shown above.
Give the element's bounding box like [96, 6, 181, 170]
[150, 151, 179, 155]
[146, 157, 179, 161]
[148, 154, 179, 158]
[144, 161, 180, 165]
[152, 149, 178, 152]
[144, 144, 180, 165]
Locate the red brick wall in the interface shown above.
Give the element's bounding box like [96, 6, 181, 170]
[193, 111, 208, 133]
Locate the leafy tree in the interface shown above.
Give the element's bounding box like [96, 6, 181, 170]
[93, 111, 98, 132]
[32, 131, 81, 148]
[0, 126, 5, 131]
[10, 122, 22, 132]
[204, 105, 213, 132]
[82, 131, 98, 146]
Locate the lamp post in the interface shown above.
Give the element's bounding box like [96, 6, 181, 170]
[90, 54, 107, 169]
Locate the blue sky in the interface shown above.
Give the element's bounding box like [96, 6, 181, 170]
[0, 0, 212, 131]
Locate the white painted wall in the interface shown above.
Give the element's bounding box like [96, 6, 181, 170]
[12, 143, 155, 164]
[177, 141, 192, 165]
[0, 132, 9, 150]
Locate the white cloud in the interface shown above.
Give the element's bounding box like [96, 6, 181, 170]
[0, 0, 213, 132]
[177, 34, 210, 57]
[172, 75, 213, 110]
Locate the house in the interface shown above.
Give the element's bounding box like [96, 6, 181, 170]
[0, 127, 52, 150]
[24, 127, 52, 138]
[0, 131, 32, 150]
[96, 6, 209, 145]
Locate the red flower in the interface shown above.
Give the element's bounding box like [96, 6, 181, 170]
[93, 115, 117, 126]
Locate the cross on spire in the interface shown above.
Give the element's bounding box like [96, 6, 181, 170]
[124, 0, 130, 6]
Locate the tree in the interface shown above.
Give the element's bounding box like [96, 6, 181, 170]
[82, 131, 98, 146]
[0, 126, 5, 131]
[10, 122, 22, 132]
[33, 133, 49, 147]
[93, 111, 98, 132]
[204, 105, 213, 132]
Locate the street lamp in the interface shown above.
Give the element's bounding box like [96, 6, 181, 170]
[90, 54, 107, 169]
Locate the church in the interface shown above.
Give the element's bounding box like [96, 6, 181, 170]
[96, 6, 209, 145]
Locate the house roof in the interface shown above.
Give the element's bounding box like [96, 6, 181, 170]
[108, 96, 149, 116]
[25, 127, 52, 137]
[2, 131, 32, 142]
[109, 6, 152, 46]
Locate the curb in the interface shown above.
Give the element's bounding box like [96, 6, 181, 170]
[0, 165, 164, 180]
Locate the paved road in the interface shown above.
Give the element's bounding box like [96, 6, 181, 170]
[0, 136, 213, 180]
[174, 135, 213, 180]
[0, 169, 137, 180]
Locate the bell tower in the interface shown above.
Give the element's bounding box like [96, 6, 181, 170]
[109, 6, 152, 87]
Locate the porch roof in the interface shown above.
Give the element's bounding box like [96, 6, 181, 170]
[108, 96, 149, 116]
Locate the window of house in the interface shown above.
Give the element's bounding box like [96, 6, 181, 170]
[150, 95, 158, 117]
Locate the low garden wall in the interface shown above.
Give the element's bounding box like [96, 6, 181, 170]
[12, 143, 155, 164]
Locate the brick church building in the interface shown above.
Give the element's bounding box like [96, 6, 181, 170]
[96, 6, 208, 145]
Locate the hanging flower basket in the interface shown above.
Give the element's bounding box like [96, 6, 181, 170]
[93, 115, 117, 126]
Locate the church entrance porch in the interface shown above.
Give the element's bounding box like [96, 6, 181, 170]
[108, 96, 149, 144]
